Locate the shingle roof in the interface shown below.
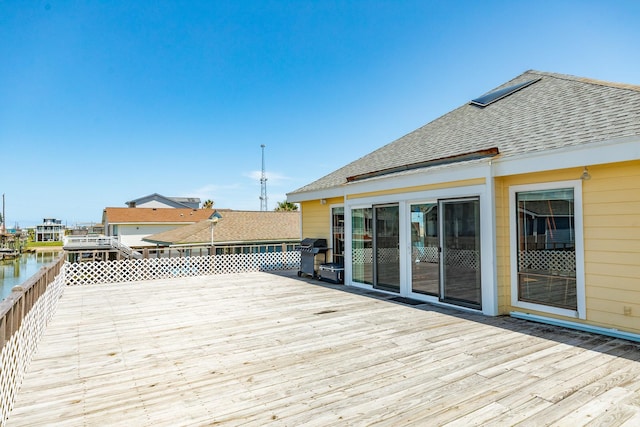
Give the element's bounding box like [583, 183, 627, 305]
[125, 193, 201, 208]
[103, 207, 218, 224]
[142, 211, 301, 245]
[289, 70, 640, 195]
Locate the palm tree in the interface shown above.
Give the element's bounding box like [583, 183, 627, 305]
[274, 201, 298, 211]
[202, 200, 214, 209]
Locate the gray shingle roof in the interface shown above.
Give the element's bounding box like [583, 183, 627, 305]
[142, 211, 301, 245]
[289, 70, 640, 195]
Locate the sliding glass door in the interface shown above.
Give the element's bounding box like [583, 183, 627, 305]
[352, 208, 373, 285]
[410, 203, 439, 295]
[351, 204, 400, 292]
[373, 204, 400, 292]
[352, 198, 481, 309]
[410, 198, 481, 309]
[440, 198, 481, 309]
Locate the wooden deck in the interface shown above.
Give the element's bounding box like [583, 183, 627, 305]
[8, 271, 640, 426]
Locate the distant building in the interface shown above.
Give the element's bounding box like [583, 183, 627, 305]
[35, 218, 65, 242]
[102, 207, 216, 248]
[143, 210, 301, 253]
[68, 223, 104, 236]
[125, 193, 201, 209]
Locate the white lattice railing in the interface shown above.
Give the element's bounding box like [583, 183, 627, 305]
[65, 251, 300, 286]
[1, 259, 66, 427]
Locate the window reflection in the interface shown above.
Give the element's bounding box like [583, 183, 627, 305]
[517, 188, 577, 310]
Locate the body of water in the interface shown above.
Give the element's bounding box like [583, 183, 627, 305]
[1, 252, 61, 301]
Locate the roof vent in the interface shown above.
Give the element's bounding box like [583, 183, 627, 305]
[470, 78, 541, 107]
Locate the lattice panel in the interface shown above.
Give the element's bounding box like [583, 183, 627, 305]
[215, 252, 301, 274]
[444, 249, 480, 270]
[376, 247, 400, 264]
[413, 246, 439, 263]
[65, 252, 301, 286]
[412, 247, 478, 269]
[519, 250, 575, 273]
[352, 248, 401, 264]
[352, 248, 373, 265]
[1, 272, 65, 427]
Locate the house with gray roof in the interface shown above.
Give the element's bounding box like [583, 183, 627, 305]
[126, 193, 201, 209]
[287, 70, 640, 339]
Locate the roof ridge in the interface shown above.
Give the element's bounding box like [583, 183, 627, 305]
[525, 70, 640, 92]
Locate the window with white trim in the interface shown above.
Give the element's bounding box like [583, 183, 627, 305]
[510, 181, 585, 318]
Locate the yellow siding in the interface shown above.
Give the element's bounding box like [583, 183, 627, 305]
[496, 161, 640, 334]
[582, 161, 640, 333]
[495, 167, 585, 316]
[347, 178, 486, 200]
[300, 197, 343, 272]
[300, 197, 343, 241]
[494, 177, 511, 311]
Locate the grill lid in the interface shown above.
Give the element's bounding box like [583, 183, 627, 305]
[299, 238, 328, 248]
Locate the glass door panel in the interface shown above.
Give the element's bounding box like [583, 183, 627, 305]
[441, 199, 481, 309]
[374, 204, 400, 292]
[331, 206, 345, 265]
[410, 203, 439, 296]
[351, 208, 373, 285]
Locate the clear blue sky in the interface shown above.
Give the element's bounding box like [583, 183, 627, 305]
[1, 0, 639, 227]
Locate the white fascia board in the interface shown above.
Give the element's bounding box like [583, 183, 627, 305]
[343, 160, 492, 196]
[493, 136, 640, 177]
[287, 161, 492, 202]
[287, 188, 345, 203]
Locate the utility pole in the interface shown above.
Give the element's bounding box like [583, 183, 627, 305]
[259, 145, 268, 211]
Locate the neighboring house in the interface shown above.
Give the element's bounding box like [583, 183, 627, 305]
[125, 193, 201, 209]
[287, 70, 640, 338]
[143, 210, 301, 253]
[35, 218, 65, 242]
[102, 207, 216, 248]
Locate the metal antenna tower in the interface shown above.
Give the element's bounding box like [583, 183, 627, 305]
[259, 144, 268, 211]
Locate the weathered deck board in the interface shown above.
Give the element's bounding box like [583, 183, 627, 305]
[7, 271, 640, 426]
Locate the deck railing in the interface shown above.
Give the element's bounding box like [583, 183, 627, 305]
[0, 254, 66, 425]
[65, 250, 301, 286]
[63, 235, 142, 259]
[0, 249, 300, 425]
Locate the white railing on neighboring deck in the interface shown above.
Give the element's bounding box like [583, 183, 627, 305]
[63, 235, 142, 259]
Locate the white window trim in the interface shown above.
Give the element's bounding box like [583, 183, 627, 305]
[509, 180, 586, 319]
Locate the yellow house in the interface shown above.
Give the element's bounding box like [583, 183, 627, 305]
[287, 70, 640, 340]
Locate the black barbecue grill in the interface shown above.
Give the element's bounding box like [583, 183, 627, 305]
[297, 238, 328, 279]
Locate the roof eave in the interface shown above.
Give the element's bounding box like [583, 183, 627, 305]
[287, 187, 345, 203]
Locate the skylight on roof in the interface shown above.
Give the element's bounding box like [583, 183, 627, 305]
[470, 78, 541, 107]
